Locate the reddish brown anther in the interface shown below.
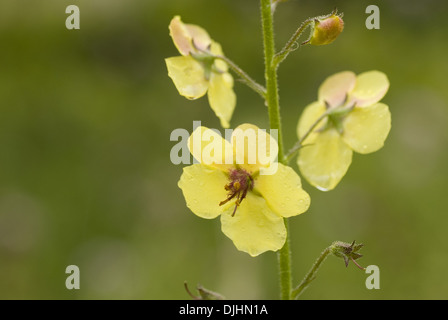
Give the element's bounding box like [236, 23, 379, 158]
[219, 168, 254, 217]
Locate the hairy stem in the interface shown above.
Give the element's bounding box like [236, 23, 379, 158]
[261, 0, 290, 300]
[291, 246, 331, 299]
[214, 54, 267, 99]
[274, 18, 314, 68]
[285, 109, 331, 163]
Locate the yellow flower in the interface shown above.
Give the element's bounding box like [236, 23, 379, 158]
[165, 16, 236, 128]
[178, 124, 310, 257]
[297, 70, 391, 191]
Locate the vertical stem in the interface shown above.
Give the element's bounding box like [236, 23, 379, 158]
[261, 0, 284, 162]
[260, 0, 290, 300]
[277, 219, 292, 300]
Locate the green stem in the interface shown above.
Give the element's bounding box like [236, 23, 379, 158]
[261, 0, 284, 162]
[260, 0, 290, 300]
[214, 54, 267, 99]
[291, 246, 331, 299]
[277, 219, 292, 300]
[284, 109, 331, 163]
[274, 18, 314, 68]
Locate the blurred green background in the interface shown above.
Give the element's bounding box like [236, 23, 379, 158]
[0, 0, 447, 299]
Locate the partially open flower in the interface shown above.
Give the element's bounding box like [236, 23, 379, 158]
[165, 16, 236, 128]
[178, 124, 310, 256]
[297, 70, 391, 191]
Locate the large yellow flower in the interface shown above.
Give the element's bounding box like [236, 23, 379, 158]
[165, 16, 236, 128]
[178, 124, 310, 257]
[297, 71, 391, 191]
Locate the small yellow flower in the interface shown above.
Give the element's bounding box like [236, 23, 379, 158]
[297, 70, 391, 191]
[165, 16, 236, 128]
[178, 124, 310, 257]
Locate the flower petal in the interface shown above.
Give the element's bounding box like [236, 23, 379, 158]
[185, 24, 212, 52]
[166, 56, 208, 100]
[297, 101, 327, 145]
[349, 71, 389, 107]
[231, 123, 279, 173]
[169, 16, 195, 56]
[318, 71, 356, 108]
[210, 41, 228, 72]
[220, 193, 286, 257]
[297, 128, 353, 191]
[178, 164, 229, 219]
[188, 125, 234, 171]
[208, 72, 236, 128]
[254, 163, 310, 218]
[342, 103, 391, 154]
[169, 16, 211, 55]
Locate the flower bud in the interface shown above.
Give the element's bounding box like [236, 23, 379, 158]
[309, 13, 344, 46]
[197, 284, 225, 300]
[184, 282, 225, 300]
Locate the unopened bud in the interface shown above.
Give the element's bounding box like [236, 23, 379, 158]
[309, 12, 344, 46]
[184, 282, 225, 300]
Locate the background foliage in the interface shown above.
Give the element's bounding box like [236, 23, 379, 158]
[0, 0, 447, 299]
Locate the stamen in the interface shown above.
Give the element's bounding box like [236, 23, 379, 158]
[219, 191, 237, 206]
[219, 169, 254, 217]
[231, 201, 240, 217]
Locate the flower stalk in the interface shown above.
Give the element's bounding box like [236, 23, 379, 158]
[261, 0, 290, 300]
[291, 240, 365, 299]
[213, 54, 267, 99]
[291, 246, 331, 299]
[274, 18, 314, 68]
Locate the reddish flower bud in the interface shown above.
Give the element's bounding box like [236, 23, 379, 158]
[309, 13, 344, 46]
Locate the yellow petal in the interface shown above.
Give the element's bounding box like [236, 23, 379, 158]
[169, 16, 194, 56]
[188, 125, 234, 171]
[220, 193, 286, 257]
[169, 16, 211, 55]
[254, 163, 310, 218]
[342, 103, 391, 154]
[178, 164, 228, 219]
[166, 56, 208, 100]
[210, 41, 228, 72]
[184, 24, 212, 52]
[207, 72, 236, 128]
[297, 101, 327, 145]
[318, 71, 356, 108]
[297, 128, 353, 191]
[349, 71, 389, 107]
[231, 123, 279, 173]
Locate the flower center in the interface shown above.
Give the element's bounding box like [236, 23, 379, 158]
[322, 96, 356, 134]
[219, 168, 254, 217]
